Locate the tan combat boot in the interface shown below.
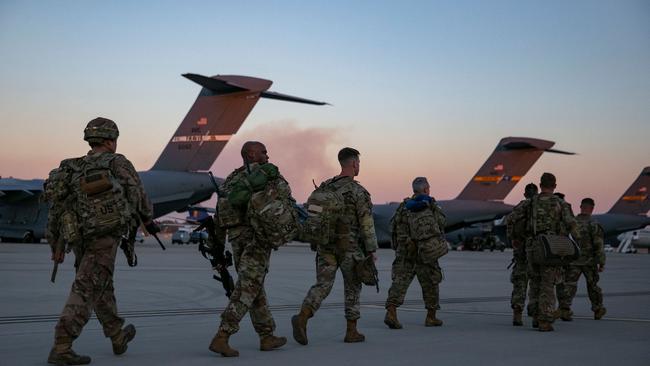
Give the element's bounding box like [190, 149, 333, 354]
[384, 305, 402, 329]
[512, 307, 523, 326]
[594, 307, 607, 320]
[291, 306, 312, 345]
[208, 330, 239, 357]
[538, 321, 554, 332]
[343, 319, 365, 343]
[425, 309, 443, 327]
[559, 308, 573, 322]
[47, 337, 91, 365]
[260, 335, 287, 351]
[111, 324, 136, 355]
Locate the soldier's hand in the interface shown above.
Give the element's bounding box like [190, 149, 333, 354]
[51, 251, 65, 263]
[598, 264, 604, 272]
[144, 221, 161, 235]
[370, 251, 378, 262]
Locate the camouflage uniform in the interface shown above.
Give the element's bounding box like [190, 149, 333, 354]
[557, 214, 606, 312]
[514, 193, 579, 324]
[505, 199, 532, 316]
[53, 151, 153, 346]
[385, 196, 445, 310]
[217, 164, 295, 336]
[301, 176, 378, 320]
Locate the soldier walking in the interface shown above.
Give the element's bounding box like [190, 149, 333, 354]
[208, 141, 291, 357]
[556, 198, 607, 320]
[508, 173, 579, 331]
[384, 177, 446, 329]
[292, 147, 378, 344]
[45, 118, 158, 365]
[505, 183, 538, 326]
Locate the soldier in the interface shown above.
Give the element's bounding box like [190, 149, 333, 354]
[208, 141, 290, 357]
[513, 173, 579, 331]
[505, 183, 538, 326]
[292, 147, 378, 344]
[556, 198, 607, 320]
[46, 118, 158, 365]
[384, 177, 445, 329]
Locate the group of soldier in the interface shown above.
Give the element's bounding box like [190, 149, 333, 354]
[43, 118, 605, 365]
[506, 175, 607, 332]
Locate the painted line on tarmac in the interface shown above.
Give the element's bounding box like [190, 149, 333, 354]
[1, 291, 648, 325]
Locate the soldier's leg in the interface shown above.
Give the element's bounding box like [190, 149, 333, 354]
[559, 266, 581, 310]
[301, 252, 339, 315]
[249, 286, 276, 337]
[53, 247, 100, 345]
[218, 242, 271, 336]
[583, 265, 604, 312]
[340, 254, 365, 342]
[527, 263, 541, 319]
[417, 262, 443, 326]
[510, 258, 528, 310]
[385, 253, 416, 308]
[91, 238, 124, 339]
[537, 265, 561, 326]
[340, 254, 362, 321]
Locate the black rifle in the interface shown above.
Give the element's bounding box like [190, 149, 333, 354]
[120, 218, 139, 267]
[196, 217, 235, 298]
[50, 237, 65, 283]
[195, 171, 235, 297]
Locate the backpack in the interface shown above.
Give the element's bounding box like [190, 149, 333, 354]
[65, 154, 132, 239]
[43, 165, 81, 248]
[302, 178, 349, 251]
[406, 203, 448, 261]
[248, 177, 299, 249]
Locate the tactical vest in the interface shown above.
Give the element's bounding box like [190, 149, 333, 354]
[302, 178, 350, 251]
[65, 153, 131, 239]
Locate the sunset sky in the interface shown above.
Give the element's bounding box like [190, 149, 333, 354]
[1, 0, 648, 212]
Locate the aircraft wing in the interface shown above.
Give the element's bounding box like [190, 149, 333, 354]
[0, 179, 44, 204]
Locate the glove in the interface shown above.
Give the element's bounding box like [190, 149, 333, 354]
[144, 221, 161, 235]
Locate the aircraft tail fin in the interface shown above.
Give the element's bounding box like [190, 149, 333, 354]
[455, 137, 574, 201]
[608, 167, 650, 215]
[151, 73, 327, 171]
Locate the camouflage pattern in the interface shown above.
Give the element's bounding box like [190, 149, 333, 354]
[216, 163, 295, 335]
[386, 197, 445, 310]
[53, 151, 152, 343]
[300, 176, 378, 320]
[557, 214, 605, 311]
[505, 199, 531, 313]
[508, 192, 579, 323]
[84, 117, 119, 142]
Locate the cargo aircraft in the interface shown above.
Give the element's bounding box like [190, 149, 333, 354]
[0, 73, 326, 242]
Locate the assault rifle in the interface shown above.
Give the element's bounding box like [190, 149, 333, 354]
[195, 171, 235, 297]
[196, 217, 235, 298]
[50, 238, 65, 283]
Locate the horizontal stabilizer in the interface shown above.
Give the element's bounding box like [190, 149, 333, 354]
[260, 91, 329, 105]
[182, 73, 248, 95]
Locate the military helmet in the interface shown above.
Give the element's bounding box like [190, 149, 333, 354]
[84, 117, 119, 143]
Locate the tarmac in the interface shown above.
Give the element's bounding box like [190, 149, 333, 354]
[1, 238, 649, 365]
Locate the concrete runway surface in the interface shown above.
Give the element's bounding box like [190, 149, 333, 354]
[1, 239, 649, 365]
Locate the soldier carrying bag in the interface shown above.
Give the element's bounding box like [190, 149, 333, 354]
[529, 196, 580, 266]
